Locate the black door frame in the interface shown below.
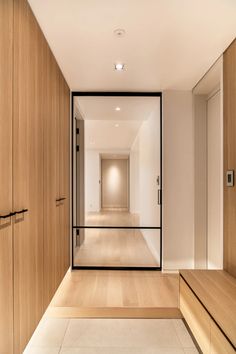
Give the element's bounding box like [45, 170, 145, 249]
[71, 92, 163, 271]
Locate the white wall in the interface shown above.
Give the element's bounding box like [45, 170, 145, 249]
[207, 90, 223, 269]
[130, 135, 140, 214]
[163, 91, 194, 270]
[194, 95, 207, 268]
[130, 102, 161, 262]
[193, 57, 223, 270]
[85, 149, 130, 213]
[85, 150, 100, 212]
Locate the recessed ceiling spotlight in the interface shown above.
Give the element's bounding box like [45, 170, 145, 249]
[114, 28, 126, 37]
[115, 123, 119, 128]
[115, 107, 121, 111]
[115, 63, 125, 71]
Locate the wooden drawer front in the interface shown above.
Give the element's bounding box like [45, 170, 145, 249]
[180, 277, 211, 354]
[210, 320, 235, 354]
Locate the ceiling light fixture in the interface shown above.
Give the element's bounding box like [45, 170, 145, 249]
[115, 123, 119, 128]
[115, 107, 121, 111]
[115, 63, 125, 71]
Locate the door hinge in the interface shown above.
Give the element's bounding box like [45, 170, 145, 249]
[76, 145, 80, 152]
[76, 128, 80, 134]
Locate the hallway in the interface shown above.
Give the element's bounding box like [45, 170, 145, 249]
[1, 0, 236, 353]
[74, 211, 159, 267]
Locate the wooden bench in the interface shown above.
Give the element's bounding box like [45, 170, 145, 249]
[179, 270, 236, 354]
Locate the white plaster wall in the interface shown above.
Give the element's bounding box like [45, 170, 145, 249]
[130, 135, 140, 214]
[85, 150, 100, 212]
[85, 149, 130, 213]
[163, 91, 194, 270]
[193, 94, 207, 269]
[130, 102, 161, 262]
[207, 90, 223, 269]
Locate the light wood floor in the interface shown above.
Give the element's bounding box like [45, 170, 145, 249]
[74, 211, 160, 267]
[45, 270, 181, 319]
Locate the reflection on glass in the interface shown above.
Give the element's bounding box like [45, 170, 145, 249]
[74, 96, 161, 268]
[74, 227, 160, 268]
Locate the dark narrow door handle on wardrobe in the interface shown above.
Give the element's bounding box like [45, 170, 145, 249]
[14, 209, 28, 215]
[56, 197, 66, 202]
[0, 212, 15, 219]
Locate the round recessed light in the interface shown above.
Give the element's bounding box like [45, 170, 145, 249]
[115, 107, 121, 111]
[115, 63, 125, 71]
[114, 28, 126, 37]
[115, 123, 119, 128]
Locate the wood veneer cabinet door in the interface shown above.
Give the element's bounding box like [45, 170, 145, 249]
[59, 76, 70, 276]
[43, 47, 61, 306]
[0, 1, 14, 353]
[223, 39, 236, 278]
[13, 0, 44, 352]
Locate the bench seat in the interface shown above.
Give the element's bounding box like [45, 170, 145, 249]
[179, 270, 236, 354]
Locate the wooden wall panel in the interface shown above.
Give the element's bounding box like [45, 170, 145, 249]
[43, 47, 61, 306]
[59, 75, 70, 277]
[13, 1, 44, 352]
[223, 39, 236, 278]
[0, 0, 70, 352]
[43, 35, 70, 307]
[0, 1, 14, 353]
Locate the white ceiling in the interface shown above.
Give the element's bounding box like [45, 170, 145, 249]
[28, 0, 236, 91]
[84, 119, 143, 150]
[76, 96, 159, 120]
[76, 96, 159, 150]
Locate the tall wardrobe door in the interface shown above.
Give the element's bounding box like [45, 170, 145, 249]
[224, 40, 236, 277]
[59, 76, 70, 277]
[13, 1, 44, 352]
[0, 1, 13, 353]
[43, 48, 61, 306]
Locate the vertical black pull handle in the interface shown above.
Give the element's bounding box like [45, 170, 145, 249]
[158, 189, 162, 205]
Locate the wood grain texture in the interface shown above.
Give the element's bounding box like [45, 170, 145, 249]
[13, 1, 44, 352]
[210, 319, 235, 354]
[59, 75, 70, 277]
[223, 38, 236, 278]
[12, 1, 71, 352]
[44, 53, 70, 307]
[45, 306, 182, 319]
[180, 270, 236, 351]
[43, 45, 61, 306]
[0, 2, 14, 352]
[180, 277, 211, 353]
[49, 270, 179, 316]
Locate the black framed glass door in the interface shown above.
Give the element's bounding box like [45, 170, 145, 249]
[72, 92, 162, 270]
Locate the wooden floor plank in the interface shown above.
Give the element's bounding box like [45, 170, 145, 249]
[46, 270, 180, 319]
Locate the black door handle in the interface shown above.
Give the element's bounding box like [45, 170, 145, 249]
[0, 212, 15, 219]
[56, 197, 66, 202]
[15, 209, 28, 215]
